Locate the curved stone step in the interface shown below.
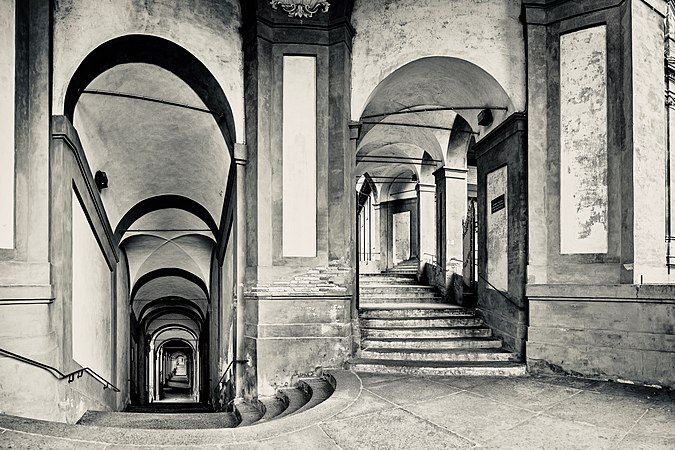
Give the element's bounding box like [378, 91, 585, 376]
[291, 377, 335, 416]
[257, 395, 288, 423]
[76, 410, 239, 429]
[347, 358, 527, 376]
[362, 336, 503, 350]
[360, 347, 518, 362]
[234, 399, 265, 427]
[273, 386, 311, 419]
[0, 371, 361, 447]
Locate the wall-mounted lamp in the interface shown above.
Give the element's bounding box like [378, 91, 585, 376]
[95, 170, 108, 191]
[477, 109, 493, 127]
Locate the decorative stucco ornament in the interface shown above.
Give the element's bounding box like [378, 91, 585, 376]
[270, 0, 330, 18]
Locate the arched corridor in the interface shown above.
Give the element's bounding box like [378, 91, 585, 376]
[0, 0, 673, 435]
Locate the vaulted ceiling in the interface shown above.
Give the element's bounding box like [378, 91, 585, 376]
[73, 62, 233, 341]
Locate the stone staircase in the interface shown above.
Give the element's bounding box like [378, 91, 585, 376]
[348, 263, 526, 376]
[77, 375, 334, 429]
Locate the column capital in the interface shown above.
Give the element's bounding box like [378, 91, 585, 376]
[433, 166, 468, 181]
[234, 143, 248, 165]
[349, 121, 362, 140]
[416, 183, 436, 193]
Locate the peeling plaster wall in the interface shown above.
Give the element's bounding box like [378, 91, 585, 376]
[350, 0, 526, 120]
[559, 26, 608, 255]
[632, 0, 667, 283]
[486, 166, 508, 291]
[52, 0, 244, 140]
[0, 0, 15, 249]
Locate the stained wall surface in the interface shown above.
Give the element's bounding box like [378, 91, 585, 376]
[52, 0, 244, 140]
[0, 0, 14, 249]
[350, 0, 526, 120]
[71, 189, 113, 380]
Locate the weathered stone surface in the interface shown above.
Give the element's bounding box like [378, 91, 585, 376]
[559, 25, 608, 255]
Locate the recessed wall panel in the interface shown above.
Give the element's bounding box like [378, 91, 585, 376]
[282, 55, 317, 257]
[0, 0, 15, 249]
[560, 26, 608, 254]
[72, 190, 112, 379]
[487, 166, 508, 291]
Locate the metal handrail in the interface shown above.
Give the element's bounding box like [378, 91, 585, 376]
[214, 358, 248, 393]
[0, 347, 120, 392]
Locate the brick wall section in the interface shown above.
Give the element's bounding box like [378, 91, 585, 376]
[246, 260, 350, 297]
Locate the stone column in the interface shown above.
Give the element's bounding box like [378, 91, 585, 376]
[417, 183, 436, 267]
[349, 121, 361, 355]
[372, 202, 381, 265]
[241, 2, 355, 396]
[434, 167, 467, 304]
[234, 143, 248, 398]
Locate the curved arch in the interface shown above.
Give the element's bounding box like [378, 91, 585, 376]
[446, 114, 473, 167]
[419, 151, 440, 185]
[145, 311, 202, 336]
[152, 325, 199, 350]
[115, 194, 218, 243]
[356, 173, 379, 208]
[139, 297, 205, 324]
[64, 34, 235, 152]
[130, 267, 209, 304]
[359, 56, 513, 135]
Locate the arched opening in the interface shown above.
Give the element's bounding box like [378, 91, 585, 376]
[64, 34, 237, 409]
[356, 56, 512, 302]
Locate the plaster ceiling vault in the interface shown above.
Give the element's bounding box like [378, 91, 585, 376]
[72, 61, 232, 340]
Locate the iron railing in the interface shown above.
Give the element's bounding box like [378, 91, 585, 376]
[213, 358, 248, 410]
[0, 347, 120, 392]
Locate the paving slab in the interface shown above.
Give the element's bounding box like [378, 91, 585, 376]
[543, 390, 652, 431]
[320, 408, 474, 450]
[614, 432, 675, 450]
[405, 390, 537, 444]
[329, 389, 395, 421]
[364, 376, 462, 406]
[468, 377, 582, 412]
[480, 413, 622, 450]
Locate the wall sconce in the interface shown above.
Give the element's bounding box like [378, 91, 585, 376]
[95, 170, 108, 191]
[477, 109, 493, 127]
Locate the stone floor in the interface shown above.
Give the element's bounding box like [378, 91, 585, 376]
[1, 372, 673, 449]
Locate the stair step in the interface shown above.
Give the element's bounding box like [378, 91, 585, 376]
[361, 316, 482, 328]
[123, 404, 212, 413]
[362, 336, 503, 350]
[360, 285, 436, 291]
[76, 410, 238, 429]
[360, 291, 443, 298]
[257, 395, 288, 423]
[362, 326, 492, 339]
[292, 377, 334, 416]
[360, 306, 471, 318]
[235, 400, 264, 427]
[360, 278, 418, 285]
[360, 296, 447, 304]
[360, 347, 517, 362]
[274, 387, 311, 419]
[347, 358, 527, 377]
